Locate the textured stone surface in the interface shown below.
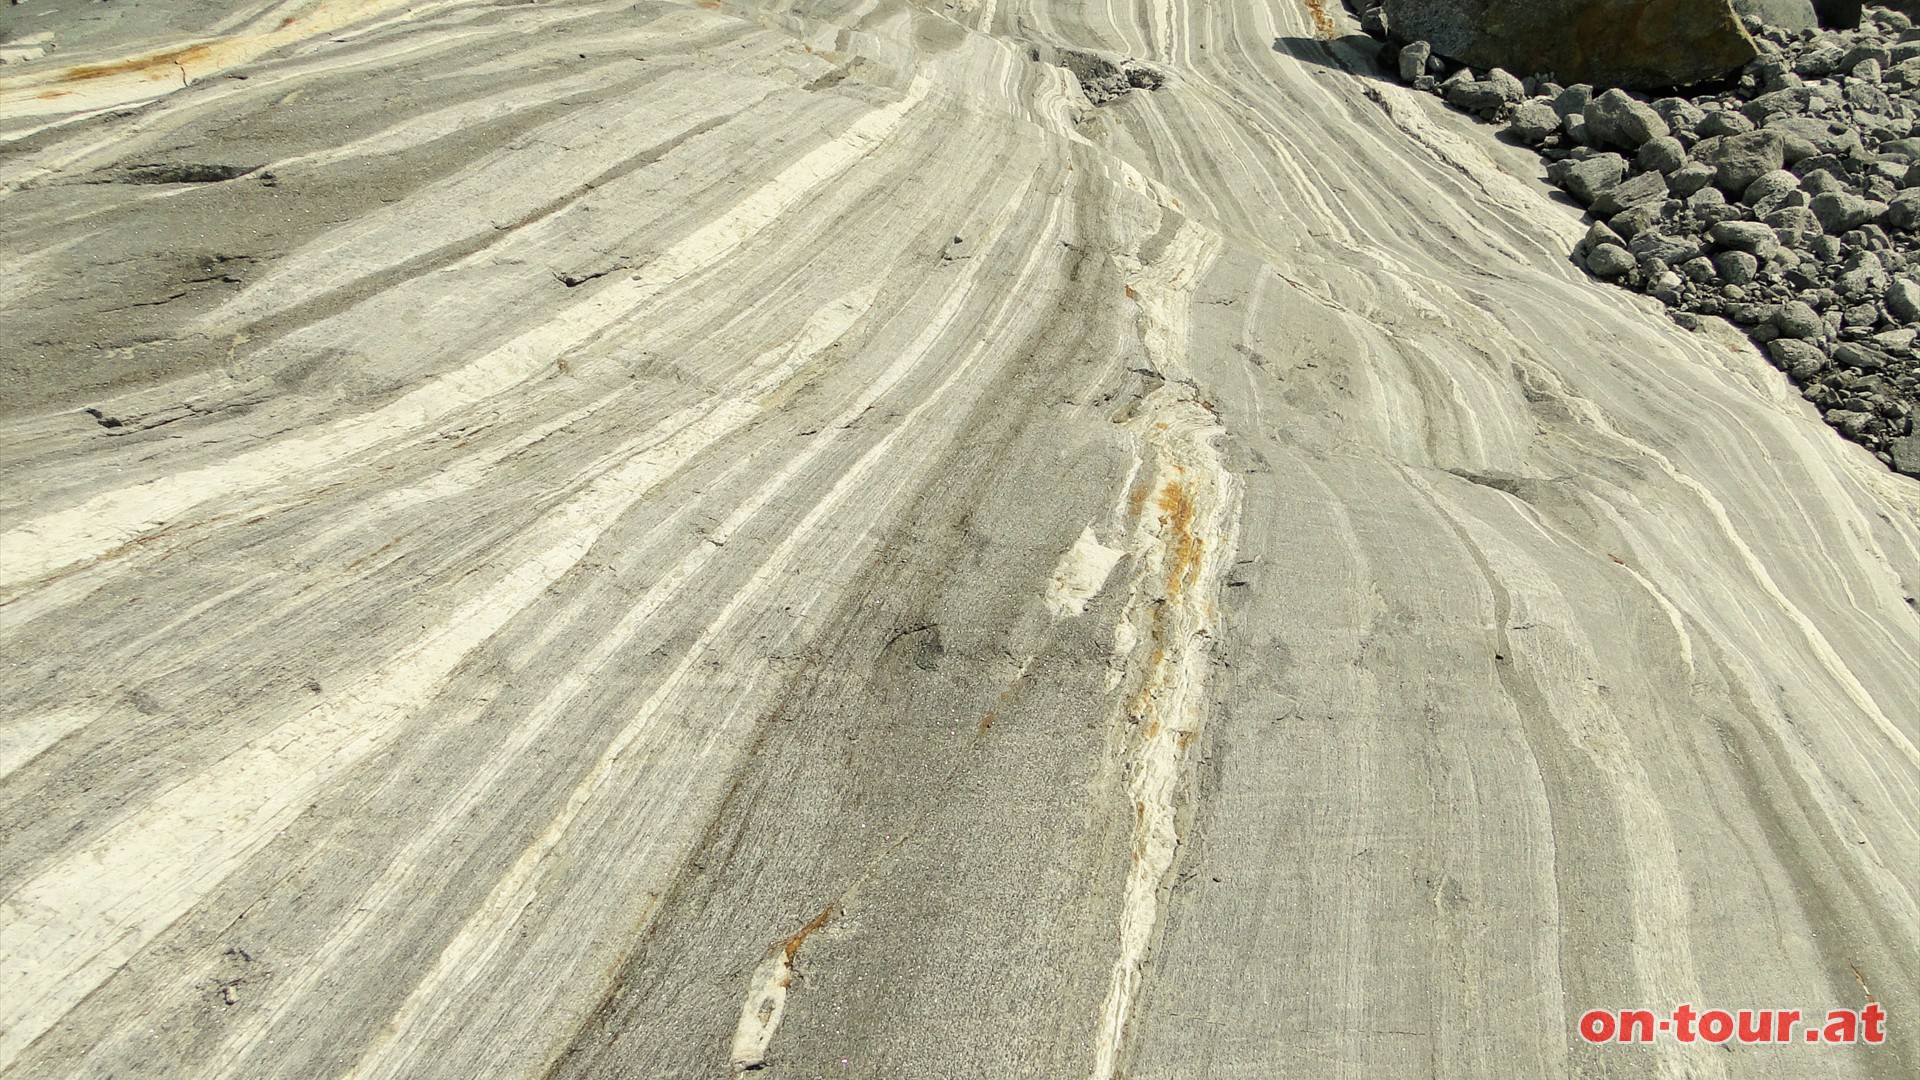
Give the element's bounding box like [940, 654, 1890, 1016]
[2, 2, 1919, 1080]
[1586, 88, 1672, 148]
[1383, 0, 1760, 89]
[1734, 0, 1820, 31]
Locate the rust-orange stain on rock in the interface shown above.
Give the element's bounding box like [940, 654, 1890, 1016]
[781, 905, 833, 962]
[54, 44, 214, 83]
[1124, 472, 1153, 518]
[1303, 0, 1338, 38]
[1155, 477, 1202, 602]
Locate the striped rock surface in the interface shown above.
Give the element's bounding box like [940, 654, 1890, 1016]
[0, 0, 1917, 1077]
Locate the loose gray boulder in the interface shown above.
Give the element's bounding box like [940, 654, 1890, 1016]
[1891, 435, 1920, 477]
[1609, 203, 1665, 240]
[1399, 41, 1432, 83]
[1742, 169, 1800, 206]
[1887, 277, 1920, 322]
[1669, 161, 1718, 197]
[1833, 341, 1892, 371]
[1884, 190, 1920, 230]
[1697, 109, 1756, 137]
[1811, 191, 1887, 233]
[1680, 256, 1718, 282]
[1381, 0, 1760, 90]
[1766, 116, 1863, 160]
[1768, 337, 1829, 378]
[1553, 84, 1594, 119]
[1637, 136, 1688, 174]
[1743, 87, 1816, 124]
[1714, 249, 1761, 284]
[1585, 89, 1671, 149]
[1838, 251, 1888, 299]
[1505, 100, 1563, 144]
[1709, 219, 1781, 253]
[1795, 39, 1849, 76]
[1774, 299, 1827, 338]
[1554, 153, 1629, 204]
[1877, 137, 1920, 163]
[1585, 243, 1638, 278]
[1484, 68, 1526, 102]
[1766, 205, 1824, 248]
[1629, 229, 1704, 265]
[1651, 97, 1708, 134]
[1579, 221, 1627, 257]
[1446, 79, 1514, 113]
[1591, 170, 1670, 217]
[1694, 130, 1787, 194]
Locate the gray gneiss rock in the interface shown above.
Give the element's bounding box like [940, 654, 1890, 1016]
[1883, 190, 1920, 230]
[1586, 89, 1672, 148]
[1774, 300, 1827, 339]
[1446, 79, 1515, 113]
[1638, 136, 1688, 173]
[1056, 50, 1168, 104]
[1552, 153, 1630, 204]
[1381, 0, 1760, 90]
[1734, 0, 1819, 31]
[1375, 6, 1920, 477]
[1506, 100, 1562, 143]
[1769, 337, 1829, 378]
[1887, 278, 1920, 323]
[1708, 220, 1779, 253]
[1811, 191, 1887, 233]
[1892, 435, 1920, 477]
[1586, 242, 1638, 277]
[1399, 40, 1432, 83]
[1693, 130, 1787, 194]
[1591, 169, 1670, 216]
[1834, 340, 1892, 371]
[1714, 249, 1762, 283]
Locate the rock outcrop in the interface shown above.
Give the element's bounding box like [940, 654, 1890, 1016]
[1377, 3, 1920, 472]
[4, 1, 1920, 1078]
[1736, 0, 1821, 31]
[1383, 0, 1760, 89]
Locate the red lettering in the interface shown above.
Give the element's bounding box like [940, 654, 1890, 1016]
[1672, 1004, 1698, 1043]
[1863, 1003, 1886, 1045]
[1570, 1003, 1880, 1045]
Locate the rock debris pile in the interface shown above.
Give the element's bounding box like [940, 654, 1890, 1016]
[1365, 2, 1920, 476]
[1055, 49, 1167, 104]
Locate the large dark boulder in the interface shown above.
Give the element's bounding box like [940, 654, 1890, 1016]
[1383, 0, 1759, 90]
[1812, 0, 1861, 28]
[1733, 0, 1818, 31]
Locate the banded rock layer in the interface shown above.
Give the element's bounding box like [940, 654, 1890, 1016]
[0, 1, 1917, 1078]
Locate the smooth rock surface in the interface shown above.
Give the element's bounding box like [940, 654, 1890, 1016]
[1, 2, 1917, 1079]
